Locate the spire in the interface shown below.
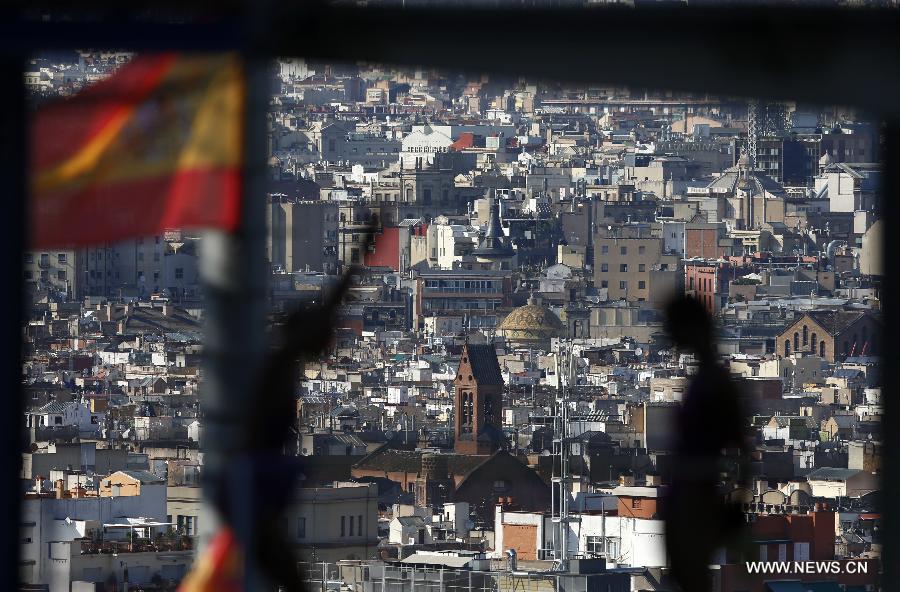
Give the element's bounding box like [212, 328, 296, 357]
[473, 190, 513, 258]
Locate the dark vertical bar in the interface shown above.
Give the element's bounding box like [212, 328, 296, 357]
[198, 54, 269, 586]
[881, 120, 898, 586]
[0, 55, 24, 587]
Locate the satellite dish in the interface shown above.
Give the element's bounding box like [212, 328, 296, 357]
[634, 347, 644, 357]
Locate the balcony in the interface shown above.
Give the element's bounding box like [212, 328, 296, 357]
[79, 535, 194, 555]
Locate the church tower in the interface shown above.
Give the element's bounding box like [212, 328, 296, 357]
[454, 342, 506, 455]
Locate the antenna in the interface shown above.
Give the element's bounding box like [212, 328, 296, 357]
[551, 338, 575, 571]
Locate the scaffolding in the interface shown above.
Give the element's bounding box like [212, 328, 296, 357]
[747, 100, 790, 170]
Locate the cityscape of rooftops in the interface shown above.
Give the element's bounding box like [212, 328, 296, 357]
[20, 51, 884, 591]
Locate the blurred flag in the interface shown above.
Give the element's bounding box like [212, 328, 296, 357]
[29, 53, 243, 248]
[178, 526, 243, 592]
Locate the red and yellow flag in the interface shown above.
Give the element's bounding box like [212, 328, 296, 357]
[178, 527, 243, 592]
[29, 52, 244, 248]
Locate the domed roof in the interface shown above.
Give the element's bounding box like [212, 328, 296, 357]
[706, 164, 784, 196]
[498, 298, 565, 344]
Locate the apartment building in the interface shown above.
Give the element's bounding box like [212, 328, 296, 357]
[593, 224, 680, 305]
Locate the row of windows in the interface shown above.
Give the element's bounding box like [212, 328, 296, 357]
[424, 280, 502, 293]
[25, 253, 67, 265]
[290, 515, 364, 540]
[134, 269, 185, 280]
[599, 244, 647, 256]
[599, 280, 646, 291]
[422, 299, 500, 311]
[599, 263, 647, 273]
[26, 240, 164, 265]
[688, 275, 718, 292]
[404, 146, 448, 153]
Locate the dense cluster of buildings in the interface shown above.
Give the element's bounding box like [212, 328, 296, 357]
[20, 54, 883, 591]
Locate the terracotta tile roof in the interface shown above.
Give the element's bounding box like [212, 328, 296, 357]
[450, 132, 475, 150]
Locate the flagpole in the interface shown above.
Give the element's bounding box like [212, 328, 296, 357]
[0, 55, 25, 591]
[198, 55, 269, 588]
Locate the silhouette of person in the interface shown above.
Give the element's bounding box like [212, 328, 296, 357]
[662, 295, 751, 591]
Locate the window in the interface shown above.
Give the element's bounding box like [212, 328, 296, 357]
[349, 515, 355, 537]
[24, 253, 33, 264]
[619, 264, 627, 272]
[600, 263, 608, 273]
[638, 245, 645, 255]
[631, 498, 642, 508]
[24, 271, 32, 280]
[57, 253, 67, 264]
[601, 245, 609, 255]
[802, 325, 808, 346]
[620, 246, 627, 255]
[153, 252, 160, 262]
[137, 252, 144, 262]
[175, 268, 184, 280]
[358, 515, 363, 536]
[638, 281, 646, 289]
[600, 281, 608, 288]
[619, 281, 627, 290]
[40, 253, 49, 267]
[57, 270, 66, 281]
[340, 515, 346, 537]
[638, 264, 646, 272]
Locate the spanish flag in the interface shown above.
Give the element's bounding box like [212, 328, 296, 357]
[29, 53, 243, 249]
[178, 526, 243, 592]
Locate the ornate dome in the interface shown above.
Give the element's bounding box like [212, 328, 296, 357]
[498, 298, 565, 346]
